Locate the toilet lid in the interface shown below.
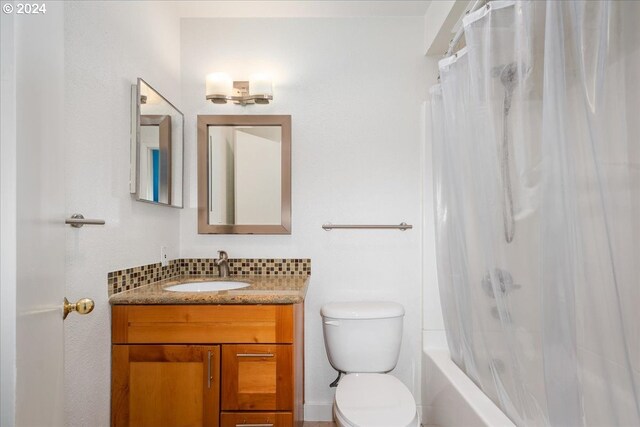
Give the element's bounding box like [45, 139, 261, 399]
[335, 373, 417, 427]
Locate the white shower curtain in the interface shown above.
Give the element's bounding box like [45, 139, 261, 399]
[431, 1, 639, 425]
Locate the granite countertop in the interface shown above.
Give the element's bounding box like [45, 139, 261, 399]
[108, 275, 309, 305]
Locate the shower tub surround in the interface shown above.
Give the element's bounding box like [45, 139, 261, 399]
[108, 258, 311, 296]
[430, 1, 639, 425]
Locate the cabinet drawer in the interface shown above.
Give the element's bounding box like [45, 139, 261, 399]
[220, 412, 292, 427]
[112, 305, 293, 344]
[222, 345, 293, 411]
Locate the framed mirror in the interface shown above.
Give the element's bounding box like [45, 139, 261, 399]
[130, 78, 184, 207]
[197, 115, 291, 234]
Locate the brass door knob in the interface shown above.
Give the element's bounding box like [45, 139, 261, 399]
[63, 297, 95, 320]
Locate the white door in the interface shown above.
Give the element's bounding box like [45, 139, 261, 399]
[2, 3, 67, 426]
[234, 128, 282, 225]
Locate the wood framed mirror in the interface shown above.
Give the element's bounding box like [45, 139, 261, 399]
[197, 115, 291, 234]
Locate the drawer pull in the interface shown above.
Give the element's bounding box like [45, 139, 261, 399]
[235, 424, 273, 427]
[237, 353, 274, 358]
[207, 350, 212, 388]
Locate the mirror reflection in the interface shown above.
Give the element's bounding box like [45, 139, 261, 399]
[197, 115, 291, 234]
[208, 125, 282, 225]
[130, 78, 184, 207]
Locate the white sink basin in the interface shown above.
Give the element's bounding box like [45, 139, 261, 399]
[164, 281, 250, 292]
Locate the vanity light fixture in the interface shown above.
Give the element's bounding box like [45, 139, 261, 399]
[205, 72, 273, 106]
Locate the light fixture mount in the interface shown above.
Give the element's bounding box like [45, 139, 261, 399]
[206, 78, 273, 106]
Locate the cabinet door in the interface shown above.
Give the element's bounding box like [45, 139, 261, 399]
[221, 344, 293, 411]
[112, 345, 220, 427]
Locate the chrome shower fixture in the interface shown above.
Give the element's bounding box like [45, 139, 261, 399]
[481, 268, 521, 299]
[492, 61, 530, 243]
[492, 62, 525, 115]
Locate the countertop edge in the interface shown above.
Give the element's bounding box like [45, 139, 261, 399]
[108, 275, 310, 306]
[109, 296, 305, 305]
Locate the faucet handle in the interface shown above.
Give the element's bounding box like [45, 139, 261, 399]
[217, 250, 228, 260]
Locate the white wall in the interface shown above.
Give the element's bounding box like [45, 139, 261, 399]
[423, 1, 470, 56]
[179, 16, 431, 420]
[63, 2, 182, 426]
[0, 10, 17, 427]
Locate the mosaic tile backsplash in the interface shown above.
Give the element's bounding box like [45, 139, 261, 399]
[108, 258, 311, 296]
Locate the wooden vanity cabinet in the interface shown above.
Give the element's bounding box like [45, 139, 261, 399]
[222, 344, 293, 411]
[111, 304, 304, 427]
[111, 345, 220, 427]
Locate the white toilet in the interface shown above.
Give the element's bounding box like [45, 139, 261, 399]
[321, 301, 420, 427]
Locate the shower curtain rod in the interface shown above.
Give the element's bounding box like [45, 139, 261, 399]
[445, 0, 489, 56]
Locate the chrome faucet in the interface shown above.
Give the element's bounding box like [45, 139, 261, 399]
[214, 250, 230, 278]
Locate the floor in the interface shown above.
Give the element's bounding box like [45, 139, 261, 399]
[303, 423, 336, 427]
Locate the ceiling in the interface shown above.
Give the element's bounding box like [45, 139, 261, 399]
[176, 1, 432, 18]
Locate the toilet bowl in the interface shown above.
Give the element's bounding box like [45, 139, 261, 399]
[321, 302, 420, 427]
[333, 373, 420, 427]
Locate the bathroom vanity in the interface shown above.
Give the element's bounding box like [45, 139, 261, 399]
[109, 275, 307, 427]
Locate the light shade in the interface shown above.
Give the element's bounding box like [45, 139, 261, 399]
[206, 72, 233, 97]
[249, 74, 273, 97]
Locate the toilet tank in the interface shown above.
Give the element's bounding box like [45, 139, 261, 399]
[321, 301, 404, 373]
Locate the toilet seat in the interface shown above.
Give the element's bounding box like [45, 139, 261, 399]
[334, 373, 419, 427]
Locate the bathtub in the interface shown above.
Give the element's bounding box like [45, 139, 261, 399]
[422, 347, 516, 427]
